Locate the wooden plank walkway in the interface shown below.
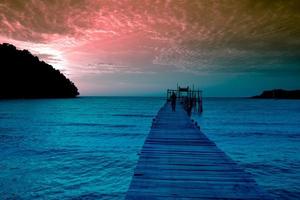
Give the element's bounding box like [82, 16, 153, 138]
[126, 103, 271, 199]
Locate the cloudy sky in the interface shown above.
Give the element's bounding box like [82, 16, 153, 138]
[0, 0, 299, 96]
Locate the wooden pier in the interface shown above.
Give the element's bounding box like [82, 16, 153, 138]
[126, 103, 270, 199]
[167, 86, 203, 113]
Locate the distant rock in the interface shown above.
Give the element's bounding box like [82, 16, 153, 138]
[252, 89, 300, 99]
[0, 43, 79, 99]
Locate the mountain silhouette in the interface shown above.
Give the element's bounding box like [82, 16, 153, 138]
[252, 89, 300, 99]
[0, 43, 79, 99]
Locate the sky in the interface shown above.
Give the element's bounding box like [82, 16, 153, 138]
[0, 0, 300, 96]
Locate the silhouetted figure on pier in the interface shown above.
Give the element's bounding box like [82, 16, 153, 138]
[171, 92, 177, 111]
[187, 98, 193, 116]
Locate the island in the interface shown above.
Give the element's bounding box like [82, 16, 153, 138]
[252, 89, 300, 99]
[0, 43, 79, 99]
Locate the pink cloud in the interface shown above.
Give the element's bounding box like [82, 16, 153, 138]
[0, 0, 299, 94]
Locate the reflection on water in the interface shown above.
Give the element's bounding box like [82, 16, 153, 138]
[194, 98, 300, 200]
[1, 97, 300, 199]
[0, 97, 163, 200]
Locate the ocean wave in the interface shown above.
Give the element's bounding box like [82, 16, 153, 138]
[269, 189, 300, 200]
[107, 125, 136, 128]
[46, 122, 137, 129]
[242, 162, 293, 175]
[0, 134, 24, 142]
[68, 192, 125, 200]
[1, 97, 300, 199]
[58, 122, 109, 127]
[112, 114, 154, 118]
[209, 130, 300, 138]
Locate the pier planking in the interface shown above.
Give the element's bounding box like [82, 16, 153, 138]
[126, 103, 271, 199]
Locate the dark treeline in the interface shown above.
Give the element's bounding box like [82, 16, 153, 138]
[0, 43, 79, 99]
[252, 89, 300, 99]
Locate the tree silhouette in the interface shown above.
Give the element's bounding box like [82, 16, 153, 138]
[0, 43, 79, 99]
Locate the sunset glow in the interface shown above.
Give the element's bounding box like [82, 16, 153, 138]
[1, 0, 299, 96]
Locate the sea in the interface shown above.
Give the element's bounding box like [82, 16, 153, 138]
[0, 97, 300, 200]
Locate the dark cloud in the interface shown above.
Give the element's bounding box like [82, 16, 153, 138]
[0, 0, 299, 75]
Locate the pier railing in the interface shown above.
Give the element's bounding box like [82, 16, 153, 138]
[167, 86, 203, 114]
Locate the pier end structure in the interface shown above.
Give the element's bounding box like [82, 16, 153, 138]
[167, 86, 203, 113]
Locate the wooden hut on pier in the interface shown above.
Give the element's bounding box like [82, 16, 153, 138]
[167, 86, 203, 114]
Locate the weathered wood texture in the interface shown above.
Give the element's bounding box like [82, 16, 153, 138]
[126, 103, 271, 199]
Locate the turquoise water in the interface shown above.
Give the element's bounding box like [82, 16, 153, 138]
[194, 98, 300, 200]
[0, 97, 300, 199]
[0, 97, 164, 199]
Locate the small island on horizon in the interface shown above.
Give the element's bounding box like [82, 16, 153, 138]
[0, 43, 79, 99]
[252, 89, 300, 99]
